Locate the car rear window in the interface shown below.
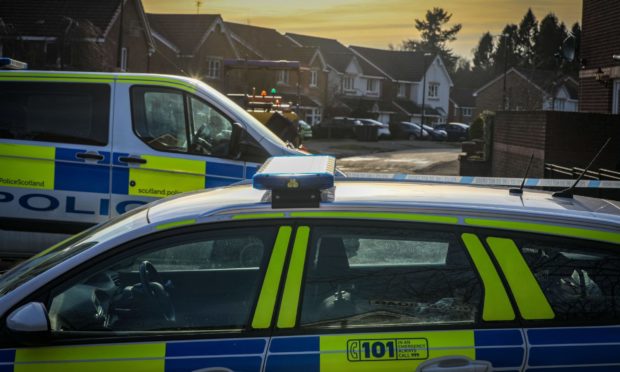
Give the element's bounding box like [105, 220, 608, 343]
[0, 82, 110, 146]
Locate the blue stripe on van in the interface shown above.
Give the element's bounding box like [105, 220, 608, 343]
[112, 167, 129, 194]
[529, 344, 620, 366]
[527, 367, 620, 372]
[475, 329, 523, 346]
[207, 162, 244, 178]
[0, 349, 15, 363]
[55, 161, 109, 193]
[527, 327, 620, 345]
[246, 166, 259, 179]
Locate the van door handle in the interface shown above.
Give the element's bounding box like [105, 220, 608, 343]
[118, 156, 147, 164]
[76, 152, 104, 161]
[417, 356, 491, 372]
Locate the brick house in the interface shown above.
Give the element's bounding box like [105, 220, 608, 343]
[448, 88, 476, 125]
[473, 67, 579, 117]
[286, 33, 389, 122]
[351, 46, 452, 124]
[579, 0, 620, 114]
[0, 0, 155, 72]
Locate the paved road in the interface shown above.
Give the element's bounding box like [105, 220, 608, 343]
[303, 139, 462, 175]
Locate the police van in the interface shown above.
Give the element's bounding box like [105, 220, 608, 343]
[0, 156, 619, 371]
[0, 60, 303, 258]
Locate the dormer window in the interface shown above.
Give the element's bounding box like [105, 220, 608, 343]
[428, 82, 439, 99]
[342, 75, 354, 92]
[206, 58, 221, 79]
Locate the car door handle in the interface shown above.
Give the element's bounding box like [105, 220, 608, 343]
[76, 152, 104, 161]
[417, 356, 491, 372]
[118, 156, 147, 164]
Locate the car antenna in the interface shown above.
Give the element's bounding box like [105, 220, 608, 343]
[553, 137, 612, 199]
[509, 153, 534, 196]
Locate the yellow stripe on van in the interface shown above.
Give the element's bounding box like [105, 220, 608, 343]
[117, 79, 197, 93]
[486, 237, 555, 320]
[319, 330, 475, 371]
[14, 343, 165, 372]
[461, 233, 515, 321]
[252, 226, 293, 329]
[0, 143, 55, 190]
[277, 226, 310, 328]
[128, 156, 205, 198]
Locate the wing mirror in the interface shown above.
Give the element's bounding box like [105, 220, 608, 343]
[6, 302, 50, 345]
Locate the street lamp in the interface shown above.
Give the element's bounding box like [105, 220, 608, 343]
[420, 52, 432, 138]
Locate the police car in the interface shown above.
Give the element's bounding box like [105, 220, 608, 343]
[0, 156, 619, 371]
[0, 59, 304, 256]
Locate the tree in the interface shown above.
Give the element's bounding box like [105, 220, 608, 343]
[402, 7, 462, 71]
[473, 32, 494, 72]
[534, 13, 567, 70]
[492, 24, 520, 75]
[516, 8, 538, 67]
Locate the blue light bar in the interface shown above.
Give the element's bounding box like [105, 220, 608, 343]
[0, 58, 28, 70]
[253, 156, 335, 191]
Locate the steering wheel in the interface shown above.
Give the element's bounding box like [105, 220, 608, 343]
[139, 261, 176, 322]
[191, 125, 214, 154]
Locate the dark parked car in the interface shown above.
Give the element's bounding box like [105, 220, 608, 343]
[422, 124, 448, 141]
[314, 117, 362, 138]
[435, 122, 469, 141]
[390, 121, 429, 140]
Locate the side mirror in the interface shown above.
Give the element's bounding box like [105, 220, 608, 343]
[6, 302, 50, 345]
[228, 122, 245, 160]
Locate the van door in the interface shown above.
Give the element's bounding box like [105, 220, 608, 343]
[110, 82, 247, 217]
[0, 79, 113, 232]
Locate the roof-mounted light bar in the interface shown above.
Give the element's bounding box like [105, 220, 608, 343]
[0, 58, 28, 70]
[253, 156, 336, 208]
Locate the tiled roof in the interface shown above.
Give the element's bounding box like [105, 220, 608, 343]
[226, 22, 300, 60]
[350, 46, 435, 82]
[0, 0, 121, 37]
[450, 88, 476, 108]
[287, 33, 354, 74]
[147, 13, 220, 54]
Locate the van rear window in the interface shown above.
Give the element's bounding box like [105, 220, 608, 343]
[0, 82, 110, 146]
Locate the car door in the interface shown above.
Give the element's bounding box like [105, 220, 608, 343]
[265, 221, 526, 372]
[0, 223, 293, 371]
[481, 232, 620, 371]
[110, 83, 249, 217]
[0, 79, 113, 232]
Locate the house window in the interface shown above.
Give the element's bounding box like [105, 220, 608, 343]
[120, 47, 128, 72]
[342, 75, 354, 92]
[277, 70, 289, 85]
[398, 83, 407, 98]
[427, 82, 439, 99]
[554, 99, 566, 111]
[461, 107, 473, 117]
[366, 79, 378, 95]
[310, 70, 318, 87]
[206, 59, 221, 79]
[305, 108, 322, 125]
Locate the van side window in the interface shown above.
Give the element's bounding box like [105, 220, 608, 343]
[189, 96, 233, 157]
[132, 87, 188, 152]
[0, 82, 110, 145]
[300, 226, 481, 328]
[516, 238, 620, 322]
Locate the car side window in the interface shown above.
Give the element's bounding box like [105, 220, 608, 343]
[132, 87, 188, 153]
[188, 96, 233, 157]
[47, 226, 277, 334]
[299, 226, 481, 328]
[516, 238, 620, 322]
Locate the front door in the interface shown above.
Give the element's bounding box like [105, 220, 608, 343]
[266, 222, 526, 371]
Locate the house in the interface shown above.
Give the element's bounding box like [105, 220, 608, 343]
[473, 67, 579, 116]
[0, 0, 155, 72]
[449, 88, 476, 125]
[286, 33, 389, 122]
[350, 46, 453, 124]
[579, 0, 620, 114]
[224, 23, 327, 125]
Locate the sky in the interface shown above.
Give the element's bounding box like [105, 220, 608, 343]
[143, 0, 582, 59]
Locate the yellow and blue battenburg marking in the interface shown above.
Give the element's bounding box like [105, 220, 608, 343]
[265, 329, 525, 371]
[0, 338, 268, 372]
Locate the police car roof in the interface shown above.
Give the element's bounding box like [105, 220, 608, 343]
[146, 179, 620, 227]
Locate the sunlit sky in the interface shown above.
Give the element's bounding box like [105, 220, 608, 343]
[143, 0, 581, 59]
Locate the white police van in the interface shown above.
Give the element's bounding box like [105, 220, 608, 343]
[0, 59, 303, 258]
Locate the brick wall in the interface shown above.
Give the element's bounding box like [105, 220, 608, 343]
[475, 71, 544, 117]
[492, 111, 620, 177]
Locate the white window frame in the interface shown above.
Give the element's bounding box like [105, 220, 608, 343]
[120, 47, 128, 72]
[366, 79, 379, 96]
[461, 107, 473, 117]
[277, 70, 290, 85]
[613, 80, 620, 115]
[206, 58, 221, 79]
[342, 75, 354, 92]
[305, 108, 322, 125]
[310, 70, 318, 87]
[398, 83, 407, 98]
[427, 82, 439, 99]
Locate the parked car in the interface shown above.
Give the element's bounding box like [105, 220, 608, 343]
[422, 124, 448, 141]
[357, 118, 391, 138]
[1, 155, 619, 371]
[297, 120, 313, 140]
[390, 121, 429, 140]
[314, 117, 362, 138]
[435, 122, 470, 141]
